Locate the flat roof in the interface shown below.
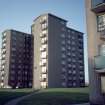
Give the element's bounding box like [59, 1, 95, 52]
[67, 27, 84, 34]
[33, 13, 68, 22]
[2, 29, 31, 35]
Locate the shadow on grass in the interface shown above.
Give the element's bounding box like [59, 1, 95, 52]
[0, 89, 34, 105]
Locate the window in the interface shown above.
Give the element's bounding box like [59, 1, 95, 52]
[42, 30, 47, 34]
[68, 64, 71, 67]
[11, 70, 15, 74]
[71, 31, 75, 34]
[72, 59, 76, 63]
[68, 35, 71, 38]
[11, 47, 16, 51]
[67, 52, 71, 56]
[43, 16, 47, 21]
[12, 31, 17, 35]
[73, 77, 76, 80]
[41, 52, 47, 58]
[2, 60, 5, 64]
[42, 67, 47, 73]
[42, 44, 47, 49]
[73, 70, 76, 74]
[61, 40, 66, 45]
[2, 54, 6, 58]
[61, 47, 66, 51]
[11, 59, 15, 63]
[72, 53, 76, 57]
[68, 30, 70, 32]
[68, 70, 71, 74]
[62, 82, 66, 86]
[100, 44, 105, 55]
[41, 82, 47, 88]
[42, 59, 47, 63]
[73, 82, 76, 86]
[40, 16, 47, 23]
[11, 65, 15, 68]
[10, 76, 15, 80]
[41, 37, 47, 44]
[61, 54, 66, 58]
[60, 21, 66, 25]
[42, 74, 47, 78]
[80, 71, 84, 74]
[72, 41, 75, 45]
[18, 65, 22, 69]
[72, 47, 76, 51]
[68, 58, 71, 62]
[92, 0, 105, 8]
[41, 23, 47, 30]
[12, 42, 16, 47]
[2, 43, 6, 47]
[2, 49, 6, 53]
[97, 14, 105, 32]
[79, 76, 84, 80]
[61, 61, 66, 65]
[62, 68, 66, 72]
[67, 40, 71, 44]
[67, 46, 71, 50]
[0, 83, 4, 86]
[12, 36, 16, 40]
[62, 27, 66, 31]
[2, 65, 5, 69]
[61, 34, 65, 38]
[2, 38, 6, 43]
[3, 32, 6, 37]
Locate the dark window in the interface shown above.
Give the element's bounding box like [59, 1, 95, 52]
[97, 14, 105, 32]
[92, 0, 105, 8]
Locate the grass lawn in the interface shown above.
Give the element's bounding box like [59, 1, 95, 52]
[0, 88, 34, 105]
[17, 87, 89, 105]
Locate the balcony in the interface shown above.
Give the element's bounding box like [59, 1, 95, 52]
[40, 33, 46, 38]
[40, 16, 47, 24]
[94, 55, 105, 73]
[40, 78, 47, 82]
[100, 30, 105, 40]
[2, 38, 6, 43]
[41, 38, 47, 44]
[91, 0, 105, 13]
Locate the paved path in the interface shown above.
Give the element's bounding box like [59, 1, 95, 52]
[73, 103, 90, 105]
[5, 91, 90, 105]
[4, 92, 35, 105]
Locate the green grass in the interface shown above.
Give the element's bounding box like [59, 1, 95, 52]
[18, 88, 89, 105]
[0, 88, 34, 105]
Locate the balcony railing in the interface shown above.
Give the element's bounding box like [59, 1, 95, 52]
[91, 0, 105, 13]
[94, 56, 105, 72]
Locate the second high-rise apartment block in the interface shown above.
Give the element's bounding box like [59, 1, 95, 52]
[0, 13, 85, 89]
[32, 13, 85, 89]
[0, 30, 33, 88]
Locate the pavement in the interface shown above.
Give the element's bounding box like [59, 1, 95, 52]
[73, 103, 90, 105]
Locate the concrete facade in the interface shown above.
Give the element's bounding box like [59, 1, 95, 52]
[85, 0, 105, 104]
[32, 13, 85, 89]
[0, 30, 33, 88]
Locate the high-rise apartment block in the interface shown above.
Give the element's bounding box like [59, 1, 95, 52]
[32, 13, 85, 89]
[85, 0, 105, 104]
[0, 13, 85, 89]
[0, 30, 33, 88]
